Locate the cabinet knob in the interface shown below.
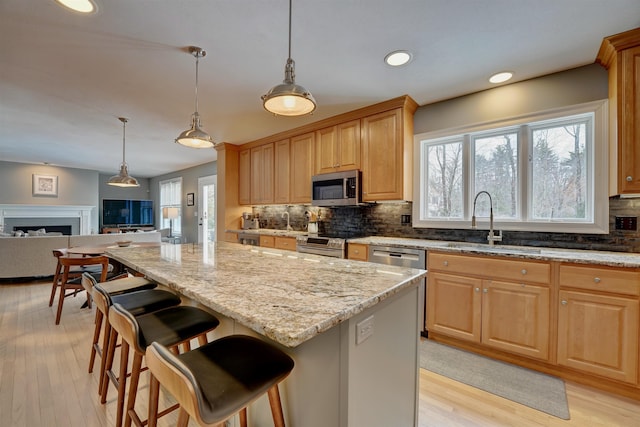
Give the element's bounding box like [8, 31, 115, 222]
[475, 287, 480, 292]
[443, 261, 448, 266]
[354, 249, 359, 254]
[594, 277, 601, 283]
[521, 269, 527, 275]
[561, 300, 568, 305]
[483, 288, 488, 293]
[627, 176, 633, 182]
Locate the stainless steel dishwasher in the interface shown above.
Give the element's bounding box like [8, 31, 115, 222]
[367, 245, 427, 336]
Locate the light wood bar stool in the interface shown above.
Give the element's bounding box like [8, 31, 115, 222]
[146, 335, 294, 427]
[104, 302, 220, 427]
[84, 273, 180, 393]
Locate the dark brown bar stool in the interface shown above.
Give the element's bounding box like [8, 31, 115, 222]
[146, 335, 294, 427]
[84, 273, 181, 393]
[104, 302, 220, 427]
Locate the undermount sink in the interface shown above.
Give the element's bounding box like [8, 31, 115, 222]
[445, 242, 541, 255]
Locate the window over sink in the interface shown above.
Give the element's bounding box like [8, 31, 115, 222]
[413, 100, 608, 233]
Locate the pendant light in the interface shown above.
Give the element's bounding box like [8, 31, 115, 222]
[108, 117, 140, 187]
[261, 0, 316, 116]
[175, 46, 215, 148]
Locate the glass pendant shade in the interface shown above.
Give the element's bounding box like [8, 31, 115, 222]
[108, 117, 140, 187]
[176, 46, 215, 148]
[262, 0, 316, 116]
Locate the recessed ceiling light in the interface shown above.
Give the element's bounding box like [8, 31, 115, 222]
[489, 71, 513, 84]
[385, 50, 412, 67]
[55, 0, 97, 14]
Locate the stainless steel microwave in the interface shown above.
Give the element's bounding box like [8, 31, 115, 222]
[311, 170, 361, 206]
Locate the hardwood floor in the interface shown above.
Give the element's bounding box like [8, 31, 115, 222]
[1, 280, 639, 427]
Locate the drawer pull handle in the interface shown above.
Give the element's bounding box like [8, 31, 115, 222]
[443, 261, 449, 266]
[521, 269, 527, 275]
[561, 300, 568, 305]
[594, 277, 601, 283]
[483, 288, 488, 293]
[475, 287, 480, 292]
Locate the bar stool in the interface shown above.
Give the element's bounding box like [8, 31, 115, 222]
[146, 335, 294, 427]
[104, 302, 220, 427]
[83, 273, 181, 393]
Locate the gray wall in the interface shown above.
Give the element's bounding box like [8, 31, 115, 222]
[150, 161, 217, 244]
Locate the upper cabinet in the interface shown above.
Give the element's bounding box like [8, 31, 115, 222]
[596, 27, 640, 196]
[361, 98, 417, 202]
[315, 120, 361, 174]
[236, 95, 417, 206]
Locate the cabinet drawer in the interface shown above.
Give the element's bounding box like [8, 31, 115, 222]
[347, 243, 368, 261]
[275, 236, 296, 251]
[559, 265, 640, 296]
[428, 252, 550, 284]
[259, 235, 275, 248]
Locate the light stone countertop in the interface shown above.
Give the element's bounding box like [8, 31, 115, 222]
[230, 228, 307, 237]
[106, 242, 426, 348]
[349, 236, 640, 268]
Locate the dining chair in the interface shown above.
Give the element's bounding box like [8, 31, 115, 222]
[54, 255, 110, 325]
[146, 335, 295, 427]
[49, 248, 109, 307]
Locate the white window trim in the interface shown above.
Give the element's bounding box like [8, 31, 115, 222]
[412, 100, 609, 234]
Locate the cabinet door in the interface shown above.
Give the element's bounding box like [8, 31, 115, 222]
[347, 243, 368, 261]
[274, 139, 290, 204]
[558, 289, 639, 384]
[316, 126, 338, 174]
[361, 109, 404, 201]
[482, 280, 550, 360]
[250, 143, 274, 204]
[275, 236, 296, 251]
[290, 132, 315, 203]
[618, 45, 640, 194]
[337, 119, 361, 171]
[427, 272, 482, 342]
[259, 235, 275, 248]
[238, 148, 251, 205]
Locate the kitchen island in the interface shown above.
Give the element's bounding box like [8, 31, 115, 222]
[106, 242, 427, 427]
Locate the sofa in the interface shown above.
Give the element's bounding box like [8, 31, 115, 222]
[0, 231, 161, 280]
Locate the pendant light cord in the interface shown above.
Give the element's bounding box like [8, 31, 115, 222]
[288, 0, 292, 60]
[120, 117, 128, 165]
[194, 51, 200, 115]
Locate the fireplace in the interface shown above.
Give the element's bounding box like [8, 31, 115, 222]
[0, 204, 93, 235]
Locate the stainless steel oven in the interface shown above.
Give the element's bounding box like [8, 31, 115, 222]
[296, 235, 346, 258]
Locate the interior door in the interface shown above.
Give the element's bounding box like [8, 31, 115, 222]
[198, 175, 217, 244]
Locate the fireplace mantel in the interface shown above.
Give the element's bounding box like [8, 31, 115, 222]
[0, 204, 94, 235]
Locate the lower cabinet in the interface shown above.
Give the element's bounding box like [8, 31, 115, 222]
[557, 264, 640, 384]
[347, 243, 368, 261]
[427, 271, 550, 360]
[259, 235, 296, 252]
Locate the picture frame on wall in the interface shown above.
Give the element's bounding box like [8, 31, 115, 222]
[187, 192, 195, 206]
[32, 174, 58, 197]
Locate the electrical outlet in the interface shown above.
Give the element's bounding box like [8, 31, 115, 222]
[615, 216, 637, 231]
[356, 315, 374, 345]
[401, 214, 411, 225]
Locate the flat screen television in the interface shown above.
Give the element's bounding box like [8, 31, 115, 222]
[102, 199, 153, 227]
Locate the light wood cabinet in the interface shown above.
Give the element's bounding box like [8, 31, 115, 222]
[259, 235, 275, 248]
[596, 28, 640, 195]
[275, 236, 296, 251]
[250, 143, 274, 205]
[557, 264, 639, 384]
[274, 139, 290, 204]
[290, 132, 315, 203]
[347, 243, 368, 261]
[316, 120, 361, 174]
[361, 99, 417, 202]
[238, 148, 251, 205]
[224, 232, 238, 243]
[427, 252, 551, 360]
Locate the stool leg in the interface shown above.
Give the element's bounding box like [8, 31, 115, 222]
[147, 374, 160, 427]
[177, 408, 190, 427]
[267, 384, 286, 427]
[88, 309, 103, 373]
[98, 321, 112, 395]
[124, 352, 143, 427]
[101, 327, 119, 404]
[115, 340, 131, 427]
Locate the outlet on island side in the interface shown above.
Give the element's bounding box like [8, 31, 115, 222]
[356, 315, 374, 345]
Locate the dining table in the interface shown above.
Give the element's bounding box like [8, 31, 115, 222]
[66, 241, 160, 256]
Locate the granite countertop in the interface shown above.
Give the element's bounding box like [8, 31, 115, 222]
[230, 229, 307, 237]
[106, 242, 426, 348]
[348, 236, 640, 268]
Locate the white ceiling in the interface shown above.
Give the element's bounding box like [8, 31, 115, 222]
[1, 0, 638, 178]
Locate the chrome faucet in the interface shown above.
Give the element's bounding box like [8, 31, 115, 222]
[282, 212, 293, 231]
[471, 191, 502, 246]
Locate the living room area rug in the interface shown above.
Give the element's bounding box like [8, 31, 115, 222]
[420, 339, 570, 420]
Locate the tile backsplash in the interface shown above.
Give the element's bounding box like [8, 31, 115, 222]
[255, 197, 640, 252]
